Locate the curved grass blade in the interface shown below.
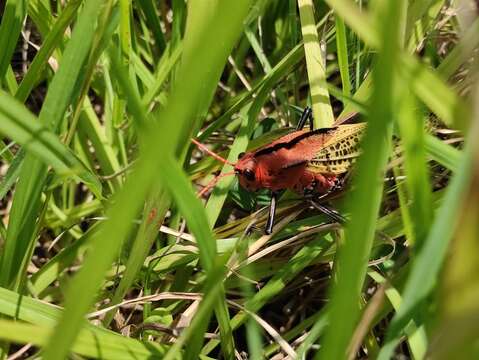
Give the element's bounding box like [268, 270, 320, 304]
[378, 82, 479, 360]
[0, 0, 27, 80]
[0, 0, 105, 292]
[41, 2, 254, 358]
[15, 0, 82, 102]
[0, 92, 102, 197]
[325, 0, 469, 131]
[0, 149, 25, 201]
[0, 287, 166, 358]
[318, 1, 401, 358]
[0, 320, 167, 359]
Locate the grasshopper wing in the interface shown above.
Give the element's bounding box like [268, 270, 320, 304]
[307, 123, 366, 174]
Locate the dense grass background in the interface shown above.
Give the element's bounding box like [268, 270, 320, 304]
[0, 0, 478, 358]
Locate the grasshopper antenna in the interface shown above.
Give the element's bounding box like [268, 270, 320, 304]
[191, 138, 235, 166]
[197, 170, 235, 198]
[191, 138, 236, 197]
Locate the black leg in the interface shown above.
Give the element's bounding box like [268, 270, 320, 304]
[296, 106, 313, 131]
[265, 192, 278, 234]
[309, 200, 347, 224]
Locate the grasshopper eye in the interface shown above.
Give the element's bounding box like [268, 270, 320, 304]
[238, 152, 245, 159]
[244, 169, 255, 182]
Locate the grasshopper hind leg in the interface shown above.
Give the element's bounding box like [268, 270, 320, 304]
[309, 200, 347, 224]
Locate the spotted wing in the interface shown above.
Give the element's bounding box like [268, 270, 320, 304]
[307, 123, 366, 174]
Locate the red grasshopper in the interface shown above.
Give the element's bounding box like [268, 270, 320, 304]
[192, 107, 366, 234]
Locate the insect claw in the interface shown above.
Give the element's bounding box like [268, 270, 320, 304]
[196, 170, 235, 198]
[191, 138, 236, 166]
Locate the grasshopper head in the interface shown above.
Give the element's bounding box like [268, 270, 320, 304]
[235, 153, 261, 191]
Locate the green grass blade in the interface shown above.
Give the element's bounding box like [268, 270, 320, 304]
[404, 55, 470, 131]
[437, 17, 479, 79]
[335, 14, 352, 97]
[0, 320, 167, 359]
[41, 159, 155, 360]
[0, 0, 104, 291]
[324, 0, 378, 47]
[298, 0, 334, 128]
[318, 1, 402, 358]
[27, 0, 53, 37]
[397, 94, 433, 248]
[203, 105, 251, 227]
[0, 287, 166, 358]
[0, 92, 102, 196]
[142, 44, 182, 107]
[0, 0, 27, 80]
[41, 2, 253, 358]
[378, 87, 479, 360]
[0, 149, 24, 200]
[136, 0, 166, 52]
[425, 134, 461, 172]
[326, 0, 469, 131]
[368, 271, 427, 359]
[15, 0, 82, 102]
[77, 101, 122, 190]
[202, 235, 334, 355]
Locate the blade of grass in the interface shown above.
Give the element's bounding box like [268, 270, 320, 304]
[29, 225, 97, 295]
[296, 310, 329, 358]
[15, 0, 82, 102]
[335, 14, 352, 97]
[318, 1, 401, 358]
[0, 319, 167, 359]
[77, 100, 122, 190]
[41, 2, 254, 358]
[324, 0, 378, 47]
[100, 49, 172, 326]
[0, 92, 102, 196]
[142, 44, 182, 107]
[41, 154, 156, 360]
[326, 0, 469, 131]
[298, 0, 334, 128]
[403, 55, 469, 131]
[0, 150, 24, 200]
[201, 234, 335, 355]
[0, 0, 27, 80]
[378, 78, 479, 360]
[136, 0, 166, 52]
[203, 105, 250, 227]
[0, 0, 104, 291]
[436, 17, 479, 79]
[397, 92, 433, 249]
[158, 157, 227, 360]
[424, 134, 461, 172]
[0, 287, 166, 358]
[4, 65, 18, 94]
[26, 0, 53, 37]
[368, 270, 428, 360]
